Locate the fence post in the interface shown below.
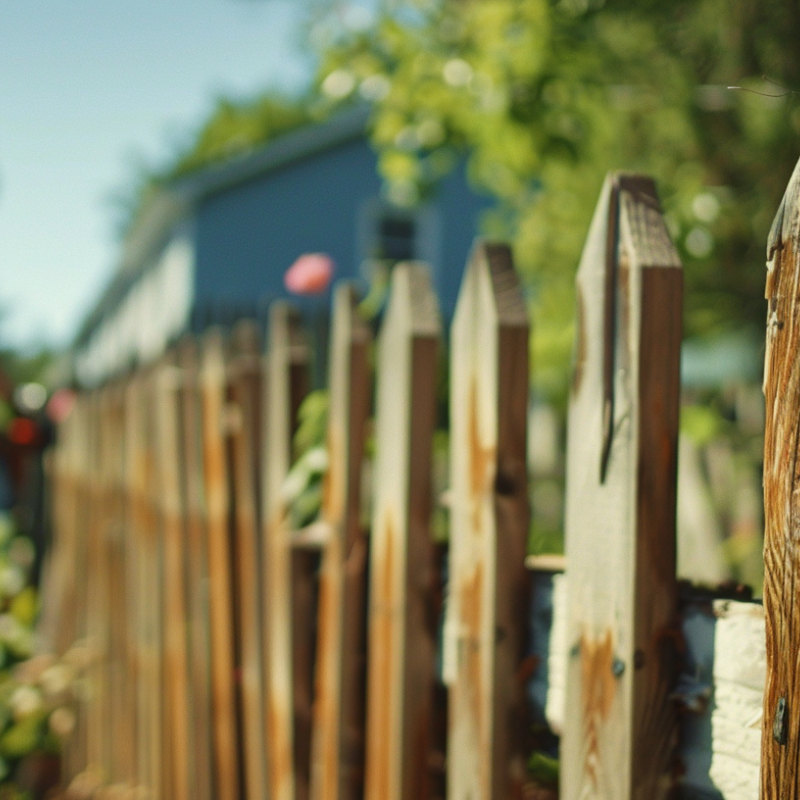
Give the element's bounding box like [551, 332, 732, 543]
[310, 285, 372, 800]
[364, 263, 441, 800]
[262, 302, 312, 800]
[761, 156, 800, 798]
[446, 242, 531, 800]
[226, 321, 269, 800]
[200, 329, 240, 800]
[560, 174, 682, 799]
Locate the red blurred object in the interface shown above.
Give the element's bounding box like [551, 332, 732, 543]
[8, 417, 37, 447]
[284, 253, 335, 295]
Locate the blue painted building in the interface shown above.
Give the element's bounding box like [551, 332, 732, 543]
[73, 106, 491, 385]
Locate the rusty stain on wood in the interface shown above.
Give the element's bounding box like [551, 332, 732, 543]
[468, 378, 495, 534]
[579, 630, 616, 789]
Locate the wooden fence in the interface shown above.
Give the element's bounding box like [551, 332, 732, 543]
[39, 168, 784, 800]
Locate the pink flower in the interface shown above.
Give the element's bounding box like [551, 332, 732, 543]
[284, 253, 335, 295]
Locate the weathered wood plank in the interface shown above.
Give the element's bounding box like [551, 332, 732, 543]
[445, 242, 531, 800]
[200, 329, 241, 800]
[177, 338, 214, 800]
[310, 285, 372, 800]
[364, 263, 441, 800]
[561, 174, 682, 800]
[761, 154, 800, 798]
[262, 302, 312, 800]
[226, 321, 268, 800]
[153, 361, 191, 800]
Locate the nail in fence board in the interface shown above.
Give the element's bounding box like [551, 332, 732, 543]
[364, 264, 441, 800]
[262, 303, 311, 800]
[154, 362, 191, 800]
[178, 338, 214, 800]
[200, 330, 241, 800]
[761, 155, 800, 797]
[561, 174, 682, 800]
[310, 285, 372, 800]
[445, 242, 531, 800]
[226, 322, 269, 800]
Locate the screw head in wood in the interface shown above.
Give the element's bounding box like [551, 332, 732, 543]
[611, 657, 625, 678]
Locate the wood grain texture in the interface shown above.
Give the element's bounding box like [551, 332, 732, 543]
[445, 241, 531, 800]
[364, 263, 441, 800]
[561, 174, 682, 800]
[761, 155, 800, 799]
[226, 321, 268, 800]
[310, 285, 372, 800]
[200, 330, 241, 800]
[262, 303, 311, 800]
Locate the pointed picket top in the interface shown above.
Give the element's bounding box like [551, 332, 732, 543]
[446, 241, 530, 800]
[562, 174, 682, 800]
[761, 155, 800, 798]
[365, 263, 441, 800]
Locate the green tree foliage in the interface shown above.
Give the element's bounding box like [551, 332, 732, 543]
[315, 0, 800, 400]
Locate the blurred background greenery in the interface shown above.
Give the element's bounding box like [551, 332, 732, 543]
[108, 0, 799, 590]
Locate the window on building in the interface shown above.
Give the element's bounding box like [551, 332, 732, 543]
[376, 213, 416, 262]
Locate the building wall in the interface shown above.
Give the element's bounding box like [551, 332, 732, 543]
[193, 136, 490, 320]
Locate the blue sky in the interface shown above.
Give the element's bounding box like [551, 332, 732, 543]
[0, 0, 316, 350]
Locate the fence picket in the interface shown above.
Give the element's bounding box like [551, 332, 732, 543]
[310, 285, 372, 800]
[227, 321, 269, 800]
[200, 330, 241, 800]
[364, 263, 441, 800]
[262, 303, 311, 800]
[154, 361, 191, 800]
[560, 174, 682, 799]
[445, 242, 531, 800]
[177, 338, 214, 800]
